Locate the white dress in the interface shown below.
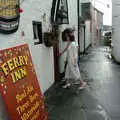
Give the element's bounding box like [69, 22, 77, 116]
[65, 42, 82, 80]
[59, 41, 68, 73]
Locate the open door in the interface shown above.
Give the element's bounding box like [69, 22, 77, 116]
[53, 43, 60, 83]
[51, 0, 69, 83]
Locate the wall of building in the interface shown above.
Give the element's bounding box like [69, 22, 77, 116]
[85, 20, 91, 49]
[79, 1, 103, 53]
[90, 7, 103, 46]
[112, 0, 120, 62]
[77, 1, 91, 53]
[79, 20, 91, 53]
[0, 0, 54, 93]
[0, 0, 54, 119]
[79, 27, 85, 52]
[91, 8, 97, 46]
[79, 1, 93, 53]
[98, 11, 104, 43]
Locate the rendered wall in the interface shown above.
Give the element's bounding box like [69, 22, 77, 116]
[85, 20, 91, 48]
[79, 21, 91, 53]
[0, 0, 54, 119]
[112, 0, 120, 62]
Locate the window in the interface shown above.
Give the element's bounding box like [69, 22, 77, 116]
[51, 0, 69, 24]
[32, 21, 42, 45]
[81, 2, 91, 20]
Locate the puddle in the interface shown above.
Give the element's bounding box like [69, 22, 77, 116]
[92, 105, 111, 120]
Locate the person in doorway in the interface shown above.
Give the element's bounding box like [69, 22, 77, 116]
[58, 28, 86, 89]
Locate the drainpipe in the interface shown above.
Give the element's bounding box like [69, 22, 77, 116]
[77, 0, 80, 57]
[84, 25, 86, 54]
[80, 23, 86, 54]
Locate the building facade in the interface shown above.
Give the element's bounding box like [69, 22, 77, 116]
[79, 0, 103, 53]
[112, 0, 120, 62]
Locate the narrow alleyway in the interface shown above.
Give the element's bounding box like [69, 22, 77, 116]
[45, 45, 120, 120]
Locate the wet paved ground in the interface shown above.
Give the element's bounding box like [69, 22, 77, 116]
[45, 45, 120, 120]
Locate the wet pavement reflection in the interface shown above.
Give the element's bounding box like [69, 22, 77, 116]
[45, 46, 120, 120]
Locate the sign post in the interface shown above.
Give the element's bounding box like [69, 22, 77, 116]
[0, 44, 48, 120]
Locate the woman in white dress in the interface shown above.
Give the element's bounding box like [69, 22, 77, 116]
[58, 28, 86, 89]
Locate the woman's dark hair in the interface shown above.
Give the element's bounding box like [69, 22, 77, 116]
[62, 28, 75, 41]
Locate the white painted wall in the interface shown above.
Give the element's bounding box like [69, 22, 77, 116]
[112, 0, 120, 62]
[79, 27, 85, 52]
[59, 0, 78, 73]
[79, 21, 91, 53]
[79, 4, 103, 53]
[0, 0, 54, 119]
[91, 7, 103, 47]
[0, 0, 54, 93]
[79, 0, 91, 53]
[91, 8, 97, 46]
[85, 20, 91, 48]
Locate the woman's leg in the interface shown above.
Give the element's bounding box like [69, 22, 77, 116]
[62, 79, 71, 88]
[63, 63, 71, 88]
[78, 80, 86, 90]
[77, 68, 86, 89]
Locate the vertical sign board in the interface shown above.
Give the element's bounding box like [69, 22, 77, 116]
[0, 44, 48, 120]
[0, 0, 20, 34]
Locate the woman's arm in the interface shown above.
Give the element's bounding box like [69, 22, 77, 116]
[58, 41, 70, 56]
